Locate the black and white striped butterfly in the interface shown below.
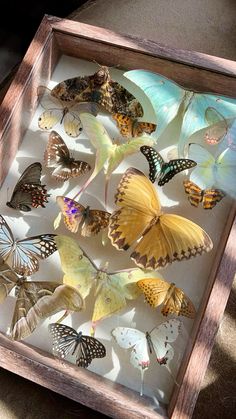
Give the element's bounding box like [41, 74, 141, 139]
[140, 145, 196, 186]
[6, 162, 49, 212]
[49, 323, 106, 368]
[44, 131, 91, 181]
[0, 214, 57, 276]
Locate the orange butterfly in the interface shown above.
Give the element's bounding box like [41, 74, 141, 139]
[183, 180, 225, 209]
[112, 113, 156, 138]
[108, 167, 213, 269]
[137, 278, 196, 318]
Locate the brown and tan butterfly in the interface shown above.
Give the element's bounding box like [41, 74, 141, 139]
[183, 180, 225, 209]
[108, 167, 213, 269]
[0, 256, 84, 341]
[55, 196, 110, 236]
[112, 113, 156, 138]
[44, 131, 91, 181]
[137, 277, 196, 318]
[51, 66, 143, 118]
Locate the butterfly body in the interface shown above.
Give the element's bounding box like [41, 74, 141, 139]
[108, 167, 213, 269]
[55, 196, 110, 236]
[51, 66, 143, 118]
[140, 146, 196, 185]
[6, 162, 49, 211]
[183, 180, 225, 209]
[44, 131, 91, 181]
[112, 113, 156, 138]
[49, 323, 106, 367]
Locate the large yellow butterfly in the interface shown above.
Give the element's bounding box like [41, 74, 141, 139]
[137, 278, 196, 318]
[108, 167, 213, 269]
[55, 235, 163, 334]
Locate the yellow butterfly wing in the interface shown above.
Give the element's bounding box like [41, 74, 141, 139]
[137, 277, 170, 307]
[63, 112, 83, 138]
[112, 113, 133, 137]
[55, 235, 97, 298]
[161, 283, 196, 318]
[131, 213, 213, 269]
[56, 196, 85, 233]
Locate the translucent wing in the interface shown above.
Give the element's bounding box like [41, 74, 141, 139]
[38, 109, 62, 131]
[6, 162, 49, 211]
[0, 215, 15, 260]
[63, 111, 83, 138]
[13, 234, 57, 276]
[109, 168, 161, 251]
[55, 235, 97, 298]
[188, 143, 216, 189]
[131, 213, 213, 269]
[204, 107, 228, 145]
[183, 180, 225, 209]
[124, 70, 185, 135]
[215, 148, 236, 198]
[112, 327, 149, 370]
[11, 282, 84, 341]
[112, 113, 156, 138]
[179, 92, 236, 155]
[44, 131, 91, 181]
[150, 319, 181, 363]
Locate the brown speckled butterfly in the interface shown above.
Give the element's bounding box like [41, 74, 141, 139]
[183, 180, 225, 209]
[44, 131, 91, 181]
[112, 113, 156, 138]
[137, 278, 196, 318]
[0, 257, 83, 341]
[108, 167, 213, 269]
[55, 196, 110, 236]
[51, 66, 143, 118]
[49, 323, 106, 367]
[6, 162, 49, 212]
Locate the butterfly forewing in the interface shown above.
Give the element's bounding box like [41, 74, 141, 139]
[78, 335, 106, 367]
[0, 215, 15, 260]
[113, 114, 156, 138]
[140, 146, 164, 183]
[183, 180, 225, 209]
[49, 323, 79, 358]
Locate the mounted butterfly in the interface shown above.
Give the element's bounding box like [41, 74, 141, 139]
[44, 131, 91, 182]
[112, 319, 181, 395]
[140, 145, 196, 186]
[108, 167, 213, 269]
[183, 180, 225, 209]
[6, 162, 49, 212]
[124, 69, 236, 155]
[51, 65, 143, 118]
[0, 257, 84, 340]
[204, 107, 236, 150]
[49, 323, 106, 368]
[0, 214, 57, 276]
[54, 196, 110, 237]
[112, 113, 156, 138]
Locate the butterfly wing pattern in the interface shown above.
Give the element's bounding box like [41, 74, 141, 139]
[140, 146, 196, 185]
[49, 323, 106, 367]
[112, 113, 156, 138]
[108, 167, 213, 269]
[44, 131, 91, 181]
[124, 70, 236, 155]
[55, 196, 110, 236]
[0, 215, 57, 276]
[183, 180, 225, 209]
[6, 162, 49, 211]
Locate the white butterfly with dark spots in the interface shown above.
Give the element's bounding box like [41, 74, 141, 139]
[44, 131, 91, 181]
[140, 146, 196, 186]
[49, 323, 106, 368]
[0, 214, 57, 276]
[112, 319, 181, 395]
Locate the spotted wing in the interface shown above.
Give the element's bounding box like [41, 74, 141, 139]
[77, 335, 106, 367]
[49, 323, 79, 358]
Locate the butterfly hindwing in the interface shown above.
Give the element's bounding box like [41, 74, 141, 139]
[6, 162, 49, 211]
[183, 180, 225, 209]
[44, 131, 91, 181]
[113, 113, 156, 138]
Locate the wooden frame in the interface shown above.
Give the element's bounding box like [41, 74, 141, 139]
[0, 15, 235, 419]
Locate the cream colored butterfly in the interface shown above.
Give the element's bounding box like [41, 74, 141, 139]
[112, 319, 181, 395]
[37, 86, 98, 138]
[55, 235, 163, 334]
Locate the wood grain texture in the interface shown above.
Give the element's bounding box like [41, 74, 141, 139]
[0, 332, 165, 419]
[0, 14, 236, 419]
[168, 205, 236, 419]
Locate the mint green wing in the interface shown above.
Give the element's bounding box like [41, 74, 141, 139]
[215, 148, 236, 198]
[188, 144, 215, 189]
[124, 70, 185, 137]
[74, 113, 113, 198]
[55, 235, 97, 299]
[178, 93, 236, 155]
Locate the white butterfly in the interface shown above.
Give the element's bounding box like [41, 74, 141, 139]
[37, 86, 98, 138]
[112, 319, 181, 395]
[188, 144, 236, 198]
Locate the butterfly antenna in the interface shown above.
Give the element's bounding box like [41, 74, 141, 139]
[55, 310, 71, 323]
